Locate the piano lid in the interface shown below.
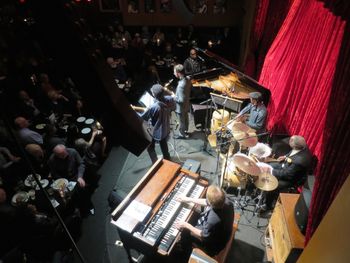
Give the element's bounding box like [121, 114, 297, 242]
[192, 48, 271, 105]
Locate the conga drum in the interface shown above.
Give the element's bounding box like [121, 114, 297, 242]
[211, 109, 230, 134]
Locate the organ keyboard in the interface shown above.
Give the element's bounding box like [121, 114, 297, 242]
[111, 159, 208, 261]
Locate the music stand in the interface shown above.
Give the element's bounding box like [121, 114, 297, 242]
[210, 93, 243, 113]
[139, 91, 155, 108]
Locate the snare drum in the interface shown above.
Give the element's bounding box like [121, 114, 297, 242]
[211, 109, 230, 134]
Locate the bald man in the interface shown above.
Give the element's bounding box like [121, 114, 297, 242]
[48, 144, 86, 187]
[271, 135, 312, 187]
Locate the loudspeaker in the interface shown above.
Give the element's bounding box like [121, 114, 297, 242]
[294, 175, 315, 234]
[191, 104, 212, 129]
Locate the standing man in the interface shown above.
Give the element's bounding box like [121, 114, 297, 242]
[183, 48, 202, 76]
[141, 84, 175, 163]
[173, 64, 192, 139]
[236, 92, 267, 134]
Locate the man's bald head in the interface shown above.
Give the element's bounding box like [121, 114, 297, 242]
[53, 144, 68, 159]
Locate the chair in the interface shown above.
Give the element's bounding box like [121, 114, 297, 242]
[188, 213, 240, 263]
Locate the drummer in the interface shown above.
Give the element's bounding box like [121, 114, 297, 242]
[236, 92, 267, 134]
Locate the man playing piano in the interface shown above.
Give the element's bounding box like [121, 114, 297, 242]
[175, 185, 234, 257]
[141, 84, 175, 163]
[183, 48, 203, 76]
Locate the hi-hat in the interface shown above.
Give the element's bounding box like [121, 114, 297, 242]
[227, 121, 258, 148]
[254, 173, 278, 191]
[232, 153, 261, 176]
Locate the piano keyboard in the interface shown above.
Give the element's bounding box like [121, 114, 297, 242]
[138, 176, 196, 245]
[158, 184, 205, 253]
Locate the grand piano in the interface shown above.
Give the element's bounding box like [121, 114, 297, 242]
[189, 48, 271, 112]
[111, 159, 209, 262]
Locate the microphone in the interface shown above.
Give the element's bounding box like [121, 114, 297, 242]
[194, 47, 205, 53]
[197, 55, 205, 63]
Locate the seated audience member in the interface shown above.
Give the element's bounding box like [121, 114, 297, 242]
[48, 145, 97, 216]
[25, 144, 48, 176]
[235, 92, 267, 134]
[14, 116, 43, 146]
[48, 144, 86, 188]
[17, 90, 42, 121]
[47, 90, 71, 118]
[44, 124, 66, 156]
[39, 73, 60, 95]
[74, 128, 107, 164]
[176, 185, 234, 257]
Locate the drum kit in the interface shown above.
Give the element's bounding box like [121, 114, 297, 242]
[206, 110, 279, 213]
[208, 109, 259, 153]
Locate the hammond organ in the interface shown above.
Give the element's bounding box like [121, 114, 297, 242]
[111, 159, 208, 261]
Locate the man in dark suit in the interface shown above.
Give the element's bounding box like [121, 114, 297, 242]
[173, 64, 192, 139]
[271, 135, 312, 188]
[263, 135, 313, 214]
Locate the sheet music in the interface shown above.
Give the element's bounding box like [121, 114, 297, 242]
[114, 200, 152, 233]
[139, 91, 155, 108]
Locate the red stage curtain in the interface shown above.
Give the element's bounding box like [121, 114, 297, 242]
[259, 0, 345, 157]
[305, 22, 350, 242]
[257, 0, 349, 243]
[245, 0, 293, 78]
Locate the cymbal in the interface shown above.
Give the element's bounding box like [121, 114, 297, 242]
[226, 121, 257, 147]
[232, 153, 261, 176]
[232, 131, 258, 148]
[254, 173, 278, 191]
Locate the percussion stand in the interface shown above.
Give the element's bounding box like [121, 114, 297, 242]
[252, 189, 266, 228]
[200, 98, 216, 156]
[168, 117, 183, 163]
